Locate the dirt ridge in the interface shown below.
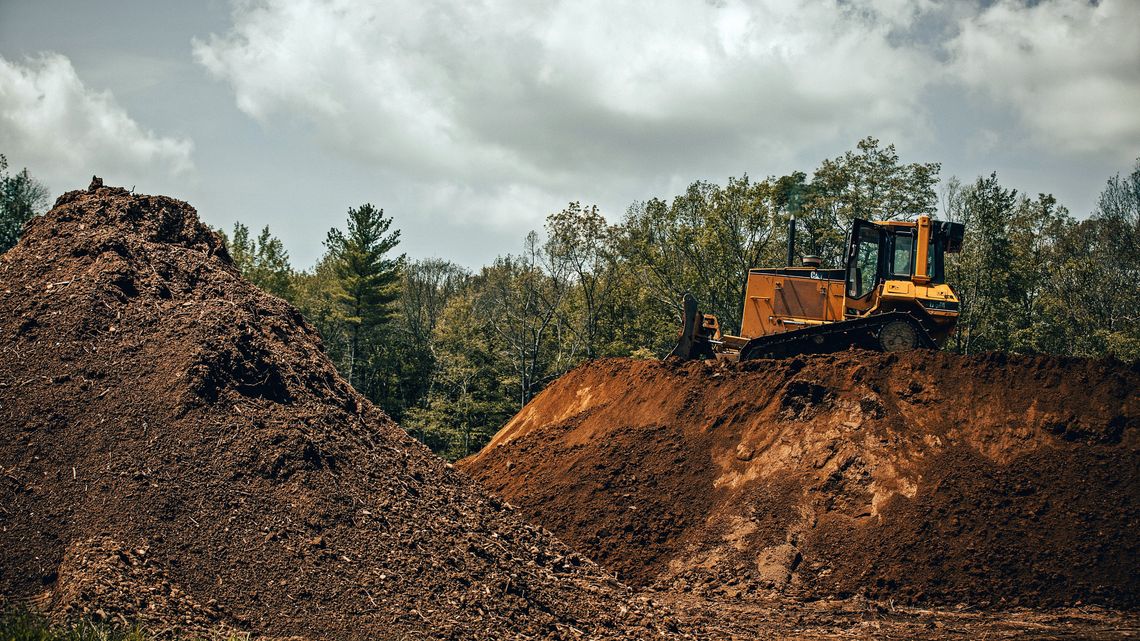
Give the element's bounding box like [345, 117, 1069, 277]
[463, 351, 1140, 608]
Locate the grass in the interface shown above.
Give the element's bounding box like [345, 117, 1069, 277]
[0, 610, 147, 641]
[0, 611, 246, 641]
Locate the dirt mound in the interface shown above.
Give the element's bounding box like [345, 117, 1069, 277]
[462, 352, 1140, 608]
[0, 184, 685, 639]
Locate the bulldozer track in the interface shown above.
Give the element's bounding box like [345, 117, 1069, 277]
[738, 311, 937, 360]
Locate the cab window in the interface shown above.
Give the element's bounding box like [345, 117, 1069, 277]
[926, 232, 946, 284]
[847, 225, 880, 298]
[892, 231, 914, 276]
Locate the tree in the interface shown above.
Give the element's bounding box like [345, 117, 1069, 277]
[324, 203, 403, 387]
[545, 202, 613, 358]
[0, 155, 50, 253]
[944, 172, 1018, 354]
[227, 222, 255, 273]
[404, 287, 514, 458]
[799, 137, 940, 264]
[400, 258, 470, 350]
[1072, 158, 1140, 360]
[387, 258, 469, 425]
[477, 232, 573, 409]
[619, 175, 783, 340]
[287, 148, 1140, 462]
[1002, 193, 1073, 354]
[291, 254, 352, 365]
[223, 222, 294, 299]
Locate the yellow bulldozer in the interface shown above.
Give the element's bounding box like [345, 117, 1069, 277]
[671, 214, 965, 361]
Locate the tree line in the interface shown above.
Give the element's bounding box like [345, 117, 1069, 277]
[2, 140, 1137, 459]
[218, 138, 1140, 459]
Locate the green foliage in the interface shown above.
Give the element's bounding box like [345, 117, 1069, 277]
[371, 258, 469, 425]
[403, 231, 588, 458]
[220, 223, 293, 299]
[238, 142, 1138, 460]
[546, 202, 613, 358]
[942, 160, 1140, 361]
[1002, 193, 1074, 355]
[0, 610, 145, 641]
[401, 258, 470, 348]
[797, 137, 940, 265]
[0, 155, 50, 253]
[477, 234, 575, 408]
[405, 286, 516, 458]
[291, 254, 350, 358]
[18, 145, 1139, 458]
[944, 172, 1020, 353]
[322, 203, 403, 388]
[619, 175, 785, 338]
[1050, 159, 1140, 361]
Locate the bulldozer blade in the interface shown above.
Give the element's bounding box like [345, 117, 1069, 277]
[669, 293, 716, 360]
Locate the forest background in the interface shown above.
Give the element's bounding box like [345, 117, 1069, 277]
[3, 138, 1138, 459]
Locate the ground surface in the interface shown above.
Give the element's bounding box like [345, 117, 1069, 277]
[656, 593, 1139, 640]
[462, 352, 1139, 612]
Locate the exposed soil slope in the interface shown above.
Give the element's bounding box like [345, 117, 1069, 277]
[0, 183, 684, 640]
[462, 352, 1140, 608]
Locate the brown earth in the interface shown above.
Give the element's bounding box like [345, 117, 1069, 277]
[461, 352, 1140, 609]
[0, 183, 690, 640]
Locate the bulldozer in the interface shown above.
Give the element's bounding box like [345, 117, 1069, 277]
[670, 214, 965, 361]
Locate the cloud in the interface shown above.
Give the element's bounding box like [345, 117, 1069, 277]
[0, 53, 194, 190]
[948, 0, 1140, 160]
[193, 0, 942, 223]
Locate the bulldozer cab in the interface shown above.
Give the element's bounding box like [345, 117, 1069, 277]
[845, 217, 964, 300]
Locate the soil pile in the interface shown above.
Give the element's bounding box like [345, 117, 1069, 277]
[0, 183, 684, 639]
[462, 352, 1140, 608]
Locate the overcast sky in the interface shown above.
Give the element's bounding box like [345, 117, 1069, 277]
[2, 0, 1138, 268]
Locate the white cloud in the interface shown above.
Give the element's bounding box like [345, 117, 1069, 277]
[193, 0, 942, 222]
[0, 53, 194, 190]
[948, 0, 1140, 160]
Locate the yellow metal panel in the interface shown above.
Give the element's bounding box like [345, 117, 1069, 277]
[740, 272, 774, 338]
[740, 272, 847, 339]
[773, 277, 828, 318]
[826, 280, 845, 320]
[914, 215, 931, 283]
[881, 279, 915, 299]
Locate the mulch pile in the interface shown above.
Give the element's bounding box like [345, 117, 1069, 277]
[0, 182, 689, 640]
[462, 351, 1140, 609]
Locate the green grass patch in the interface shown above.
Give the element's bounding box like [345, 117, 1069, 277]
[0, 610, 246, 641]
[0, 610, 146, 641]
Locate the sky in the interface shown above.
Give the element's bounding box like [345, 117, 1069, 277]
[1, 0, 1138, 269]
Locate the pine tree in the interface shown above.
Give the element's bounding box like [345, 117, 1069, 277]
[0, 155, 50, 253]
[325, 203, 403, 387]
